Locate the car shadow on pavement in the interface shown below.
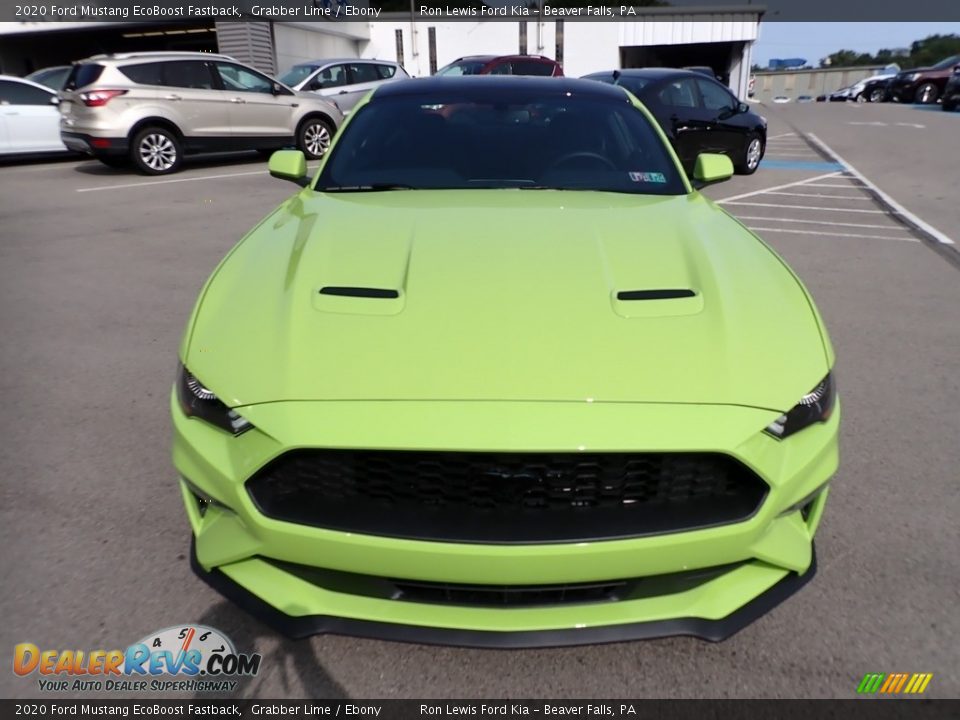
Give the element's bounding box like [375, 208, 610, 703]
[71, 152, 268, 176]
[191, 601, 349, 700]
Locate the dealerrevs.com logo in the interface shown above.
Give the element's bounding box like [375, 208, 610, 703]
[13, 625, 262, 693]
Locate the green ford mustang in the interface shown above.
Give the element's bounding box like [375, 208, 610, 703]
[173, 77, 839, 647]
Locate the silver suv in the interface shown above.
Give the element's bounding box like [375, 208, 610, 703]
[59, 52, 344, 175]
[278, 59, 408, 114]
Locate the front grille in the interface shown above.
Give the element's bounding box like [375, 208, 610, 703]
[246, 450, 767, 543]
[395, 579, 624, 607]
[266, 558, 744, 608]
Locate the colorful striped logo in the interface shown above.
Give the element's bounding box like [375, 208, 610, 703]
[857, 673, 933, 694]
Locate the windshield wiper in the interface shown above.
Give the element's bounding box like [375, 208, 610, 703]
[319, 184, 416, 192]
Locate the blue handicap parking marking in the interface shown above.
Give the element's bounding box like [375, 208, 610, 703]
[760, 159, 845, 171]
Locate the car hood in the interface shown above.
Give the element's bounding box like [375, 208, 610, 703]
[184, 190, 830, 411]
[896, 66, 945, 79]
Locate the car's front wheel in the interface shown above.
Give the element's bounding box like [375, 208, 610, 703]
[736, 134, 763, 175]
[855, 91, 868, 103]
[131, 127, 182, 175]
[297, 117, 333, 160]
[869, 87, 887, 103]
[915, 83, 939, 104]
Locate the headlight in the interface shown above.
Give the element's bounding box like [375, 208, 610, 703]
[765, 373, 836, 440]
[176, 362, 253, 436]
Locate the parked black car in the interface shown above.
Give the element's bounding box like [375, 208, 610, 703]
[943, 65, 960, 111]
[582, 68, 766, 175]
[859, 76, 892, 103]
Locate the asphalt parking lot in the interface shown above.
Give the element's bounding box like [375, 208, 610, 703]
[1, 101, 958, 700]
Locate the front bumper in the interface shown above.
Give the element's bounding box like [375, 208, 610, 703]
[888, 80, 921, 102]
[174, 393, 839, 646]
[191, 537, 818, 647]
[944, 81, 960, 104]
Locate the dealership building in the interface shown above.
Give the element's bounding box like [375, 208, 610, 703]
[0, 9, 761, 98]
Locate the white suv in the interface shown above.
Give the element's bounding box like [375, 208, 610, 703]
[59, 52, 344, 174]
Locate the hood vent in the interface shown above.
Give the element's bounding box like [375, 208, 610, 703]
[617, 289, 696, 301]
[319, 286, 400, 299]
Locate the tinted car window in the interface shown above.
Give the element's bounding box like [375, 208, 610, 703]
[316, 92, 686, 196]
[162, 61, 214, 90]
[280, 64, 319, 87]
[348, 63, 381, 84]
[215, 63, 273, 93]
[512, 61, 555, 76]
[375, 64, 397, 80]
[931, 55, 960, 70]
[311, 64, 347, 89]
[119, 63, 164, 86]
[64, 63, 105, 91]
[0, 80, 51, 105]
[696, 79, 735, 111]
[658, 78, 699, 108]
[436, 61, 488, 76]
[617, 78, 651, 96]
[489, 62, 513, 75]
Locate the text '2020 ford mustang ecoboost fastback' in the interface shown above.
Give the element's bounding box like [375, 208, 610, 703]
[173, 77, 839, 647]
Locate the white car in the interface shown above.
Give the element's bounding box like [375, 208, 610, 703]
[278, 59, 409, 114]
[0, 75, 68, 155]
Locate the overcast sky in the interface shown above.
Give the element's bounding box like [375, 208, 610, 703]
[753, 22, 960, 66]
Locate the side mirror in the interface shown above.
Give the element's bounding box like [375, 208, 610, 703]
[271, 82, 284, 95]
[692, 153, 734, 186]
[737, 101, 750, 113]
[268, 149, 308, 187]
[50, 96, 60, 106]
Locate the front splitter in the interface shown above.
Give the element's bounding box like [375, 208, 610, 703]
[190, 539, 817, 648]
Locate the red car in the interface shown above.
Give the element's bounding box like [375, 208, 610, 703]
[435, 55, 563, 77]
[888, 54, 960, 104]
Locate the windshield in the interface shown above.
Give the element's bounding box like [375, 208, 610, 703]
[931, 55, 960, 70]
[436, 61, 489, 76]
[279, 64, 319, 86]
[315, 90, 687, 195]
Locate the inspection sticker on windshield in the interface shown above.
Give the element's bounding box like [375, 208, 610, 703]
[629, 171, 666, 183]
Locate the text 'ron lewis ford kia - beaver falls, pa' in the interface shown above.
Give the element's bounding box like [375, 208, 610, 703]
[172, 76, 839, 648]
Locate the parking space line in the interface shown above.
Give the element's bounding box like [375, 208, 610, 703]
[75, 169, 266, 192]
[715, 171, 842, 204]
[725, 201, 887, 214]
[766, 132, 798, 140]
[762, 191, 872, 200]
[746, 227, 920, 242]
[807, 133, 955, 246]
[760, 159, 845, 171]
[734, 216, 912, 232]
[798, 183, 867, 189]
[764, 153, 820, 157]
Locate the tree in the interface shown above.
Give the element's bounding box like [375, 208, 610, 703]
[907, 34, 960, 67]
[819, 34, 960, 69]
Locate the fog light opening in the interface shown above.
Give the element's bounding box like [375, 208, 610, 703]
[182, 478, 232, 517]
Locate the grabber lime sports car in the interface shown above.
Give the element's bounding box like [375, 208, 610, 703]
[173, 77, 839, 647]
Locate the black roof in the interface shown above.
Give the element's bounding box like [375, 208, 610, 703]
[373, 75, 631, 101]
[583, 68, 705, 82]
